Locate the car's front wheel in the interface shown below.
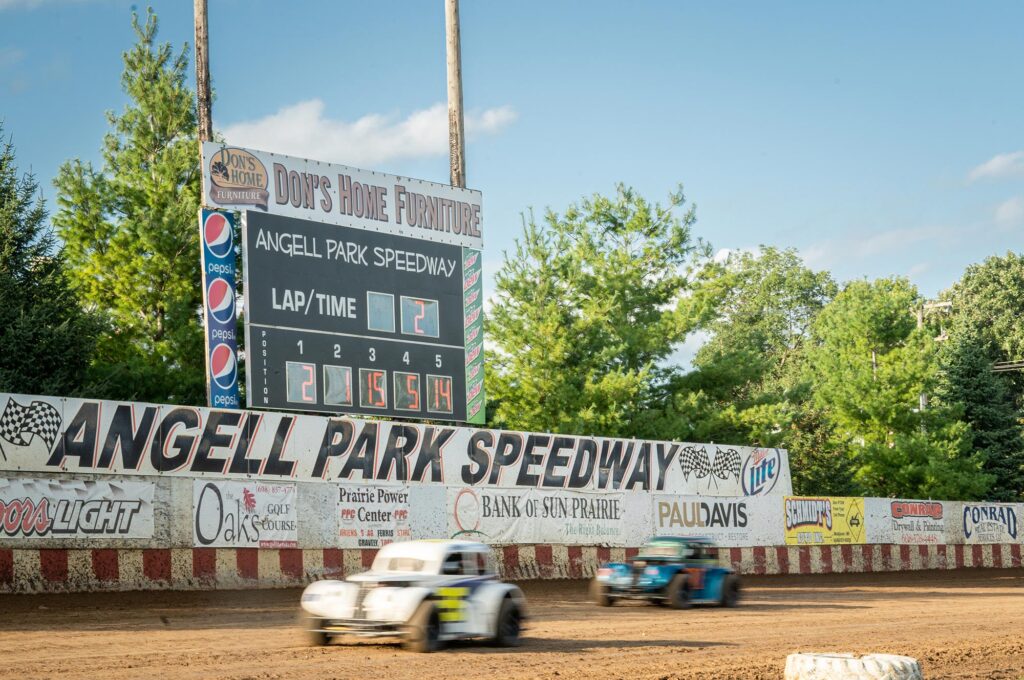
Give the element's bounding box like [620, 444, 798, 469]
[590, 578, 614, 607]
[305, 617, 331, 646]
[493, 598, 522, 647]
[403, 601, 442, 653]
[720, 574, 740, 607]
[667, 574, 691, 610]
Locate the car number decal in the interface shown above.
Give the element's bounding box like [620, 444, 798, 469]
[685, 568, 705, 590]
[437, 587, 469, 622]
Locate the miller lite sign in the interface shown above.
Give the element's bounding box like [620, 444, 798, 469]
[200, 209, 241, 409]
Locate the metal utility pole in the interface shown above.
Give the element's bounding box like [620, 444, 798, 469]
[915, 300, 953, 412]
[194, 0, 213, 143]
[445, 0, 466, 188]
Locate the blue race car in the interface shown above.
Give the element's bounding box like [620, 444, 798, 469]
[591, 536, 740, 609]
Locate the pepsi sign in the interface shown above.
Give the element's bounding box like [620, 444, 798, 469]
[210, 343, 238, 391]
[203, 211, 234, 258]
[200, 209, 241, 409]
[207, 278, 235, 325]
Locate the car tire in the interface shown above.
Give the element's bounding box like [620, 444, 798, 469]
[403, 600, 443, 653]
[667, 574, 690, 610]
[305, 617, 331, 646]
[493, 598, 522, 647]
[784, 653, 923, 680]
[590, 578, 614, 607]
[720, 574, 740, 607]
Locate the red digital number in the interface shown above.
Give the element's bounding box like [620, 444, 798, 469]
[413, 299, 426, 335]
[428, 375, 452, 413]
[365, 370, 386, 407]
[302, 365, 315, 402]
[406, 374, 420, 410]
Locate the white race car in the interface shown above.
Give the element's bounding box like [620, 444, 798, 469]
[299, 539, 526, 652]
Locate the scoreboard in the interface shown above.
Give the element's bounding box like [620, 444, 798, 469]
[242, 211, 485, 423]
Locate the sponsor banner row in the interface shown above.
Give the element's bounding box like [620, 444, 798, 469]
[3, 475, 1019, 549]
[0, 393, 792, 497]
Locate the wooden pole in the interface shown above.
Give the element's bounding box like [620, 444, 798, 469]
[445, 0, 466, 188]
[194, 0, 213, 142]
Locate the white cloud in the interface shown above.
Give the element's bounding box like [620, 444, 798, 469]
[907, 262, 930, 278]
[995, 196, 1024, 228]
[968, 151, 1024, 182]
[805, 226, 954, 268]
[219, 99, 517, 168]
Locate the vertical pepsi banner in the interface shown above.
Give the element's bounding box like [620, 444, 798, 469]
[200, 209, 241, 409]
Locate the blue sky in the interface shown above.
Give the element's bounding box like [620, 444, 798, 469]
[2, 0, 1023, 331]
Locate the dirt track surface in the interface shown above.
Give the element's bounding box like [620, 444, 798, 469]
[1, 570, 1022, 680]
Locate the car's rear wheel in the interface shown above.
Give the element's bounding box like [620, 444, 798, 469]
[305, 617, 331, 646]
[720, 574, 740, 607]
[493, 598, 522, 647]
[590, 578, 614, 607]
[668, 574, 691, 610]
[404, 601, 442, 653]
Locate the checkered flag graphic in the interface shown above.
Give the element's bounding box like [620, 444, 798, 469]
[678, 445, 712, 481]
[0, 399, 62, 457]
[710, 447, 742, 488]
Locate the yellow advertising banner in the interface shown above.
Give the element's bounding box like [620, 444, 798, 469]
[784, 496, 866, 545]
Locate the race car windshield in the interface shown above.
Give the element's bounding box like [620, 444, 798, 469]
[639, 545, 682, 559]
[379, 557, 427, 572]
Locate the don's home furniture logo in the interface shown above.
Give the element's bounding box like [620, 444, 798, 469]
[207, 146, 269, 210]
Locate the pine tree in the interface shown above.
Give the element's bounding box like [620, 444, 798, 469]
[938, 327, 1024, 500]
[0, 126, 100, 396]
[52, 10, 204, 404]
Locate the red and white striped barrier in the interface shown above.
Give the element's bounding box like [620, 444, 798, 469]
[1, 543, 1022, 593]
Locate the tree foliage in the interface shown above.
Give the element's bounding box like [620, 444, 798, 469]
[674, 247, 847, 493]
[0, 127, 100, 397]
[807, 278, 990, 499]
[52, 10, 204, 404]
[936, 326, 1024, 500]
[485, 184, 705, 436]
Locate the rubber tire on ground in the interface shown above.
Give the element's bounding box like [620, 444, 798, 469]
[492, 599, 522, 647]
[590, 578, 614, 607]
[403, 601, 443, 653]
[720, 574, 740, 607]
[305, 617, 331, 647]
[667, 574, 690, 610]
[784, 653, 923, 680]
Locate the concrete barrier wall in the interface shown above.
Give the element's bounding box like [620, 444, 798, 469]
[3, 542, 1022, 593]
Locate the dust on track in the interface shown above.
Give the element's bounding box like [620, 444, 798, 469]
[1, 569, 1022, 680]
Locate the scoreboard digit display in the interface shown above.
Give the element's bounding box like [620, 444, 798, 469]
[242, 210, 485, 423]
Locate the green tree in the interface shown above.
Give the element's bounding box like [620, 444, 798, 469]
[485, 184, 705, 436]
[807, 277, 990, 499]
[673, 247, 848, 493]
[946, 252, 1024, 363]
[0, 126, 100, 396]
[936, 326, 1024, 500]
[52, 10, 204, 404]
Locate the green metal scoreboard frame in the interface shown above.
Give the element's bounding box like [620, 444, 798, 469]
[200, 143, 485, 424]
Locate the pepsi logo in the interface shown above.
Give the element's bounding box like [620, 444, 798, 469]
[210, 343, 237, 390]
[203, 212, 233, 258]
[207, 278, 235, 325]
